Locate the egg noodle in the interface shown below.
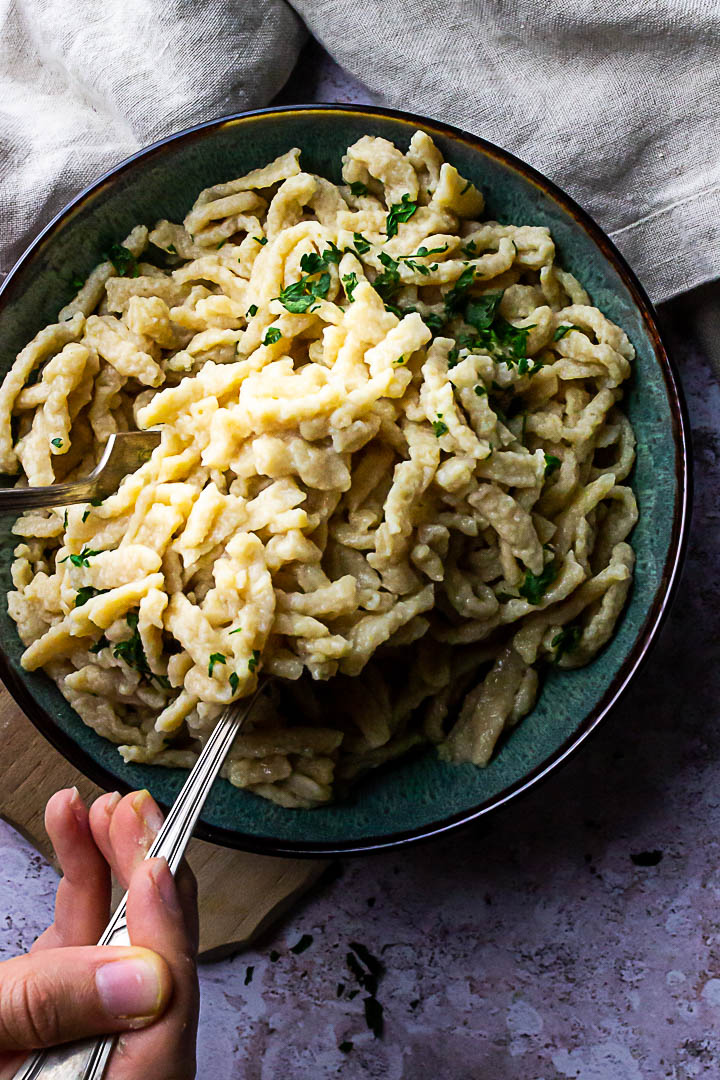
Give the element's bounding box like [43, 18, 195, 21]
[0, 132, 637, 808]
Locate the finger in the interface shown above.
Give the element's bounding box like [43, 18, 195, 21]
[0, 946, 172, 1052]
[109, 859, 198, 1080]
[33, 789, 115, 952]
[94, 790, 198, 949]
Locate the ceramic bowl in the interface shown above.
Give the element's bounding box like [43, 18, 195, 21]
[0, 105, 690, 856]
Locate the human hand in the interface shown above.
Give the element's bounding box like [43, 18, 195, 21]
[0, 788, 199, 1080]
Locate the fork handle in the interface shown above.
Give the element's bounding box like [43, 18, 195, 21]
[12, 687, 263, 1080]
[0, 480, 99, 512]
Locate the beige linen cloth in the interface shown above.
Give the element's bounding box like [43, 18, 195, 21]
[1, 0, 719, 309]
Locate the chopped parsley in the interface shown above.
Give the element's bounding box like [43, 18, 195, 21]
[263, 327, 282, 346]
[75, 586, 108, 608]
[70, 274, 84, 291]
[553, 323, 583, 341]
[444, 265, 476, 314]
[465, 291, 503, 332]
[462, 239, 478, 257]
[167, 244, 177, 254]
[290, 934, 313, 955]
[89, 634, 109, 655]
[229, 626, 242, 635]
[208, 652, 226, 677]
[393, 354, 405, 365]
[519, 561, 557, 605]
[61, 546, 102, 568]
[460, 179, 472, 195]
[551, 624, 581, 659]
[422, 312, 446, 334]
[229, 672, 240, 695]
[51, 438, 63, 449]
[432, 414, 449, 437]
[63, 510, 68, 529]
[253, 236, 268, 245]
[348, 181, 368, 197]
[112, 611, 150, 674]
[447, 347, 460, 369]
[544, 452, 561, 477]
[248, 649, 260, 673]
[246, 304, 258, 318]
[342, 272, 359, 301]
[373, 251, 401, 299]
[386, 193, 419, 238]
[104, 243, 139, 278]
[276, 271, 331, 313]
[216, 239, 228, 249]
[351, 232, 371, 255]
[474, 384, 487, 396]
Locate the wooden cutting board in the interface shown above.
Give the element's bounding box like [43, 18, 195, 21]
[0, 684, 328, 961]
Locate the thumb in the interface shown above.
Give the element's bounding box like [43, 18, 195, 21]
[0, 946, 172, 1052]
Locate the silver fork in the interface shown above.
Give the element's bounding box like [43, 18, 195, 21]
[0, 431, 162, 512]
[12, 680, 267, 1080]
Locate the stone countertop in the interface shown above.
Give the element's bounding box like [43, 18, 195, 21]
[2, 42, 720, 1080]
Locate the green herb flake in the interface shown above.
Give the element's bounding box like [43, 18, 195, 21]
[167, 244, 177, 254]
[208, 652, 227, 677]
[112, 610, 153, 676]
[551, 624, 582, 660]
[229, 672, 240, 695]
[75, 586, 108, 608]
[447, 348, 460, 369]
[89, 496, 104, 507]
[63, 511, 68, 529]
[322, 241, 343, 265]
[216, 239, 228, 250]
[422, 312, 446, 334]
[519, 561, 557, 605]
[276, 271, 331, 314]
[246, 304, 258, 318]
[348, 181, 368, 197]
[89, 634, 109, 655]
[342, 272, 359, 301]
[373, 251, 401, 300]
[244, 966, 254, 986]
[460, 179, 472, 195]
[104, 243, 139, 278]
[474, 384, 487, 396]
[432, 415, 449, 438]
[393, 354, 406, 365]
[253, 236, 268, 246]
[289, 933, 313, 955]
[339, 1041, 354, 1054]
[444, 265, 476, 314]
[386, 193, 419, 238]
[61, 546, 103, 568]
[229, 626, 242, 635]
[263, 327, 282, 346]
[544, 452, 561, 477]
[70, 275, 84, 291]
[465, 291, 504, 332]
[352, 232, 371, 255]
[462, 239, 478, 257]
[51, 438, 63, 449]
[248, 649, 261, 673]
[300, 251, 325, 275]
[553, 323, 583, 341]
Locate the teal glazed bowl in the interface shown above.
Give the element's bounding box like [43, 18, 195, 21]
[0, 105, 690, 856]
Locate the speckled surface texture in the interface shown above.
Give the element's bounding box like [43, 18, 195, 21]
[1, 42, 719, 1080]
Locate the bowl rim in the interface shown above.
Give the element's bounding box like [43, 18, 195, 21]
[0, 102, 691, 858]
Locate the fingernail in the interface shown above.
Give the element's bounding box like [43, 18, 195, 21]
[105, 791, 122, 816]
[68, 787, 88, 829]
[131, 790, 164, 838]
[150, 857, 181, 911]
[96, 953, 164, 1019]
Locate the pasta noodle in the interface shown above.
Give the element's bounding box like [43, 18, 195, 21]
[1, 132, 638, 808]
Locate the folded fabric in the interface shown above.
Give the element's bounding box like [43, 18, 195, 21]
[2, 0, 718, 305]
[292, 0, 720, 304]
[0, 0, 306, 276]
